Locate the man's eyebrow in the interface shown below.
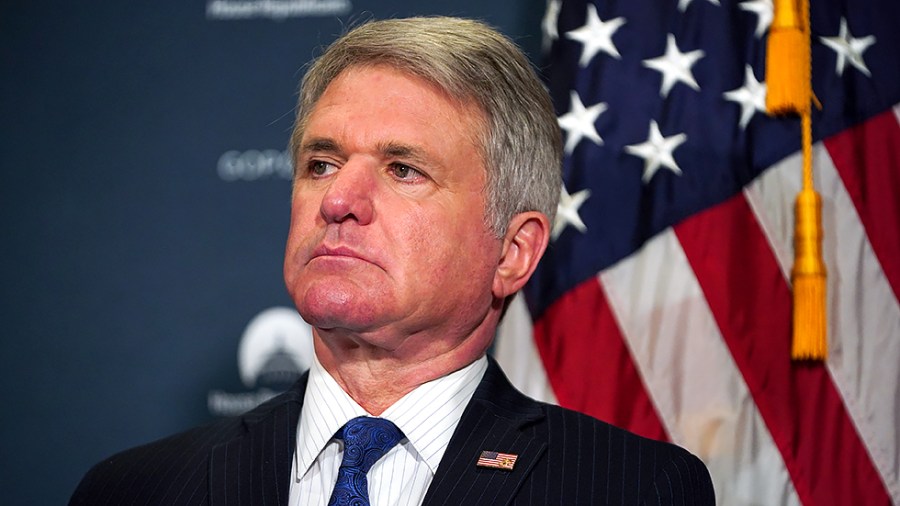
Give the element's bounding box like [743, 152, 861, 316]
[299, 137, 341, 154]
[379, 142, 432, 165]
[299, 138, 435, 166]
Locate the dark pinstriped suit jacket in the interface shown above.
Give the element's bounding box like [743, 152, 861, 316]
[71, 357, 715, 505]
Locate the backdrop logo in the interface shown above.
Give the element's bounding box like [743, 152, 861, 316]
[207, 306, 314, 416]
[206, 0, 352, 20]
[217, 149, 293, 181]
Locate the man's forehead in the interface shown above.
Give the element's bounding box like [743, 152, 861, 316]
[320, 63, 486, 122]
[294, 64, 491, 179]
[312, 71, 483, 131]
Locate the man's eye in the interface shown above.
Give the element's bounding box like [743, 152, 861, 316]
[309, 161, 336, 176]
[390, 163, 421, 180]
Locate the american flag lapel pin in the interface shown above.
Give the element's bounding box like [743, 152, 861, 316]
[476, 450, 518, 470]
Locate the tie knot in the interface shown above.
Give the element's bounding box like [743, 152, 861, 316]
[337, 416, 404, 474]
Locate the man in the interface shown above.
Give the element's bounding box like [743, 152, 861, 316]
[71, 17, 715, 505]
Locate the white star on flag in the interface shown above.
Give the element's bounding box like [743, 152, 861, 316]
[739, 0, 773, 38]
[723, 65, 767, 129]
[558, 90, 607, 154]
[678, 0, 720, 13]
[565, 3, 626, 65]
[542, 0, 562, 51]
[625, 120, 687, 183]
[643, 34, 705, 98]
[819, 17, 877, 77]
[552, 184, 591, 241]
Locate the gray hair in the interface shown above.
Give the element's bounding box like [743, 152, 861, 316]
[290, 16, 562, 236]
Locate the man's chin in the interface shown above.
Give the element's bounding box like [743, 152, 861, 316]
[293, 286, 385, 332]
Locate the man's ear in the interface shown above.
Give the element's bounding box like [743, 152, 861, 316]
[492, 211, 551, 299]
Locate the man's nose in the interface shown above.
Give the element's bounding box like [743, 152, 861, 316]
[319, 160, 375, 225]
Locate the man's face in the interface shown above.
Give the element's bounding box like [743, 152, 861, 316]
[284, 65, 503, 350]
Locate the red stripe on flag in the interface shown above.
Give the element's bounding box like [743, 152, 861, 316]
[674, 193, 891, 505]
[824, 110, 900, 302]
[533, 277, 669, 442]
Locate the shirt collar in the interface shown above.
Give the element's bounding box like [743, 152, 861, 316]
[294, 353, 366, 479]
[294, 353, 488, 478]
[383, 356, 487, 472]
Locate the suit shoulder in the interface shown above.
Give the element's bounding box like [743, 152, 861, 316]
[539, 402, 677, 455]
[69, 416, 241, 505]
[538, 403, 715, 504]
[69, 384, 304, 506]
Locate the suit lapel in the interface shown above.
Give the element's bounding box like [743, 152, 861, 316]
[423, 358, 547, 506]
[209, 375, 307, 506]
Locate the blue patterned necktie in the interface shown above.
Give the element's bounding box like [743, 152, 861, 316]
[327, 416, 404, 506]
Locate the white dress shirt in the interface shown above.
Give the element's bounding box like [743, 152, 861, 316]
[288, 353, 488, 506]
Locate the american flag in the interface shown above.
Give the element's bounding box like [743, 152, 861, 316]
[476, 450, 519, 470]
[495, 0, 900, 503]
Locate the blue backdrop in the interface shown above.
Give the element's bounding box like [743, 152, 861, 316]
[0, 2, 544, 503]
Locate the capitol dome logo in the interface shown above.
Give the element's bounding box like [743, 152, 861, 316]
[208, 307, 314, 416]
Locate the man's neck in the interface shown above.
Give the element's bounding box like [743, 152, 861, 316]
[312, 326, 494, 415]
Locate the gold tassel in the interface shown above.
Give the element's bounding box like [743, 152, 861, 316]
[766, 0, 810, 114]
[766, 0, 828, 360]
[791, 155, 828, 360]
